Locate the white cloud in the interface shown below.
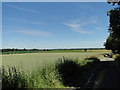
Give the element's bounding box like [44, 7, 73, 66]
[64, 23, 81, 28]
[10, 29, 53, 37]
[8, 18, 45, 25]
[63, 18, 98, 34]
[64, 23, 93, 34]
[95, 27, 103, 31]
[6, 4, 41, 14]
[73, 28, 93, 34]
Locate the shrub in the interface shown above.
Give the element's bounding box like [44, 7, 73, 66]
[56, 57, 82, 87]
[55, 57, 100, 87]
[85, 56, 100, 64]
[115, 55, 120, 69]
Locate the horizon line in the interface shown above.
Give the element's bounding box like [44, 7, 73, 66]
[1, 47, 105, 49]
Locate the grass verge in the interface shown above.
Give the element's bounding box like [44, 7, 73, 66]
[2, 56, 100, 88]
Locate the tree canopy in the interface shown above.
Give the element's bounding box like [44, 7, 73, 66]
[104, 1, 120, 54]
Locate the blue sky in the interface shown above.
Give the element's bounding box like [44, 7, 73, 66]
[2, 2, 114, 49]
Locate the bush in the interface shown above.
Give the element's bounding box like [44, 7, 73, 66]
[56, 57, 82, 87]
[55, 57, 100, 87]
[115, 55, 120, 69]
[85, 56, 100, 64]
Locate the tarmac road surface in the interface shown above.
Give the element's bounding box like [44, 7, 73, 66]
[95, 61, 120, 88]
[83, 57, 120, 89]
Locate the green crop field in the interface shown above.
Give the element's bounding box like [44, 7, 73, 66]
[2, 50, 111, 72]
[1, 50, 112, 88]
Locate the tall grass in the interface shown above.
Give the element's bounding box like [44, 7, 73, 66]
[31, 64, 64, 88]
[2, 65, 64, 88]
[2, 56, 100, 88]
[2, 66, 34, 88]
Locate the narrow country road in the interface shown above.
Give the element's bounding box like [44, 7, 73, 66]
[82, 57, 120, 89]
[93, 61, 120, 88]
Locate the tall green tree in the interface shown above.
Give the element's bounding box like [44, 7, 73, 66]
[104, 1, 120, 54]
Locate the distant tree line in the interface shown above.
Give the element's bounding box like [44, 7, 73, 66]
[1, 48, 105, 52]
[1, 48, 53, 52]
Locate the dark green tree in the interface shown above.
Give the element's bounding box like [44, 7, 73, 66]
[84, 49, 87, 52]
[105, 1, 120, 54]
[104, 34, 120, 53]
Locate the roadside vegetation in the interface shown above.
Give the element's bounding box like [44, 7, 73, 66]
[115, 55, 120, 71]
[2, 56, 100, 88]
[104, 2, 120, 72]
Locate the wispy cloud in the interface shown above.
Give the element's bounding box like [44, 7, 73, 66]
[10, 29, 53, 37]
[95, 27, 103, 31]
[6, 4, 40, 14]
[8, 18, 45, 25]
[63, 23, 92, 34]
[63, 17, 98, 34]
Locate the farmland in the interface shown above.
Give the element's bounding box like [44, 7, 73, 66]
[1, 50, 112, 88]
[1, 49, 108, 54]
[2, 50, 111, 71]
